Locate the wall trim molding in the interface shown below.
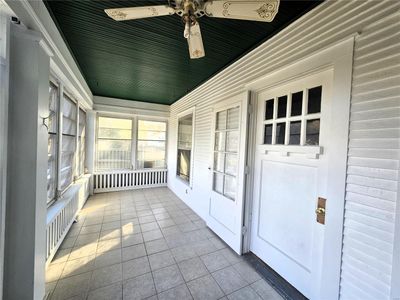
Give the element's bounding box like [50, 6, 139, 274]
[5, 0, 93, 109]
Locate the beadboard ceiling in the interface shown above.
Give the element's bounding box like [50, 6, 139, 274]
[44, 0, 322, 105]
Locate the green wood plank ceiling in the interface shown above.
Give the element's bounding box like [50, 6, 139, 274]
[45, 0, 322, 105]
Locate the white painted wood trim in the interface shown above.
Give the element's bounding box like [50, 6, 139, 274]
[5, 0, 93, 109]
[0, 10, 10, 300]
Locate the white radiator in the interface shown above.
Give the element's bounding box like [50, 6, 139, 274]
[93, 169, 168, 193]
[46, 175, 90, 266]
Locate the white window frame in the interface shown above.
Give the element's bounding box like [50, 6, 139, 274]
[176, 107, 196, 188]
[95, 114, 134, 171]
[47, 71, 89, 205]
[77, 105, 87, 178]
[136, 117, 168, 170]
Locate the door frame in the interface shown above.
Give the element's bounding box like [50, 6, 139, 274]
[243, 36, 356, 299]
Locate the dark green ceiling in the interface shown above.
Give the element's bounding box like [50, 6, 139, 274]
[45, 0, 322, 105]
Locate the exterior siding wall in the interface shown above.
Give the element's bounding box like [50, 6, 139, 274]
[168, 1, 400, 298]
[340, 11, 400, 300]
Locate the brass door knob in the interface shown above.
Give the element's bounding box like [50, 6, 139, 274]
[315, 207, 325, 215]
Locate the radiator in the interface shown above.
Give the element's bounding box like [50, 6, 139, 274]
[93, 169, 168, 193]
[46, 176, 90, 266]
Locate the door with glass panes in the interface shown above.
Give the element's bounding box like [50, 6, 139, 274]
[250, 70, 333, 298]
[208, 93, 249, 254]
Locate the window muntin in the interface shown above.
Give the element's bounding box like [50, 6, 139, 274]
[60, 94, 77, 191]
[263, 85, 322, 146]
[213, 106, 240, 201]
[78, 108, 86, 176]
[177, 114, 193, 183]
[137, 120, 166, 169]
[96, 116, 132, 171]
[47, 82, 58, 203]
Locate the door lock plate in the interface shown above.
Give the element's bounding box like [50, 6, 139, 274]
[316, 197, 326, 224]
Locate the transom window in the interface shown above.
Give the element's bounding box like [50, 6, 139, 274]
[213, 106, 240, 201]
[263, 85, 322, 146]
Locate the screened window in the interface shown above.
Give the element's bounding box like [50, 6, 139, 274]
[177, 114, 193, 183]
[47, 82, 58, 203]
[137, 120, 166, 169]
[60, 94, 77, 191]
[78, 108, 86, 176]
[96, 116, 132, 171]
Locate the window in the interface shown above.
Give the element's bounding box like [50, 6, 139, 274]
[137, 120, 166, 169]
[47, 82, 59, 203]
[60, 94, 77, 191]
[96, 116, 132, 171]
[78, 108, 86, 176]
[213, 106, 240, 200]
[177, 113, 193, 183]
[263, 85, 322, 146]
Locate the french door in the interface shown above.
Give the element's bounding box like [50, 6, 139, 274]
[207, 92, 249, 254]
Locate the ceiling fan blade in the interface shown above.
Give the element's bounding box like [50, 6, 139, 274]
[187, 23, 205, 59]
[105, 5, 175, 21]
[204, 0, 280, 22]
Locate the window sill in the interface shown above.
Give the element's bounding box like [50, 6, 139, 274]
[46, 174, 91, 225]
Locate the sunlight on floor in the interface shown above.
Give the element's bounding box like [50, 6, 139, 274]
[45, 187, 283, 300]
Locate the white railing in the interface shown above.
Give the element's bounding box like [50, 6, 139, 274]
[46, 175, 90, 266]
[93, 169, 168, 193]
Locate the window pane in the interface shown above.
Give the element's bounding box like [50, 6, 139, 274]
[226, 131, 238, 153]
[227, 107, 239, 129]
[177, 149, 191, 182]
[137, 120, 167, 169]
[291, 91, 303, 116]
[96, 117, 133, 171]
[178, 114, 193, 149]
[225, 153, 237, 176]
[277, 96, 287, 118]
[264, 124, 273, 144]
[224, 175, 236, 200]
[213, 173, 224, 194]
[48, 83, 58, 203]
[308, 86, 322, 114]
[276, 122, 286, 144]
[214, 132, 225, 151]
[137, 140, 166, 169]
[216, 110, 227, 130]
[99, 128, 132, 139]
[99, 117, 132, 130]
[306, 119, 320, 145]
[177, 114, 193, 182]
[62, 95, 77, 135]
[214, 152, 224, 173]
[265, 99, 274, 120]
[96, 139, 131, 170]
[289, 121, 301, 145]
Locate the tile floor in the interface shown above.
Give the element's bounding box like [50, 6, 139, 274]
[46, 187, 283, 300]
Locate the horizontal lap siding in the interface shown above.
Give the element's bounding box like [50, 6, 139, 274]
[169, 1, 400, 298]
[341, 10, 400, 300]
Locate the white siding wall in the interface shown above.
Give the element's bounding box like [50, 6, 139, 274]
[168, 0, 400, 299]
[340, 11, 400, 300]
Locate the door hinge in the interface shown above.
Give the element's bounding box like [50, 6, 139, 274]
[244, 166, 250, 175]
[242, 226, 247, 235]
[248, 104, 253, 115]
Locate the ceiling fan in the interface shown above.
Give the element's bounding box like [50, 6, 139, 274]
[105, 0, 280, 59]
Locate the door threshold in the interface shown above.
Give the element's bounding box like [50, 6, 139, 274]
[243, 253, 308, 300]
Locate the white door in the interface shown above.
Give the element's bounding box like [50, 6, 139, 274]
[207, 93, 248, 254]
[250, 70, 335, 298]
